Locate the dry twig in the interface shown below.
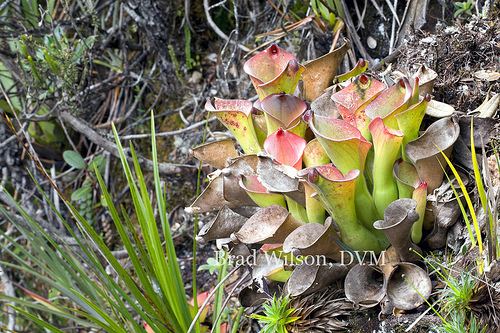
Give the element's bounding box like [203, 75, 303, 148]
[59, 112, 198, 175]
[340, 0, 373, 62]
[203, 0, 251, 52]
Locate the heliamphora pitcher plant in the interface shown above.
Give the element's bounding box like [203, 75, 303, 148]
[188, 42, 460, 312]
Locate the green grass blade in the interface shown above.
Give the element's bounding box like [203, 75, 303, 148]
[150, 113, 193, 331]
[128, 144, 182, 326]
[2, 173, 167, 331]
[440, 151, 484, 274]
[213, 251, 229, 333]
[95, 167, 167, 311]
[1, 115, 196, 332]
[191, 116, 210, 333]
[11, 306, 67, 333]
[440, 151, 483, 254]
[470, 119, 495, 262]
[112, 122, 190, 332]
[441, 169, 476, 248]
[0, 295, 97, 327]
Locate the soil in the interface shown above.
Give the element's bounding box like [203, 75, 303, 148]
[394, 17, 499, 112]
[349, 310, 441, 333]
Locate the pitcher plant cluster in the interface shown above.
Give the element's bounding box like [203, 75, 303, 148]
[189, 42, 461, 309]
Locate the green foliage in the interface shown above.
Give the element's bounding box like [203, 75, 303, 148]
[63, 151, 106, 224]
[17, 25, 95, 106]
[440, 119, 499, 273]
[20, 0, 41, 28]
[470, 120, 497, 261]
[27, 110, 66, 147]
[440, 272, 475, 316]
[213, 250, 230, 333]
[421, 257, 486, 333]
[63, 150, 87, 169]
[231, 307, 245, 333]
[17, 23, 94, 148]
[493, 145, 500, 258]
[199, 256, 224, 275]
[0, 61, 22, 111]
[250, 295, 300, 333]
[453, 0, 475, 17]
[439, 311, 486, 333]
[168, 44, 185, 83]
[70, 179, 93, 222]
[310, 0, 336, 26]
[438, 283, 486, 333]
[0, 114, 197, 332]
[184, 24, 199, 70]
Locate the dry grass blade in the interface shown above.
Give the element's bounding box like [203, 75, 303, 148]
[481, 143, 499, 260]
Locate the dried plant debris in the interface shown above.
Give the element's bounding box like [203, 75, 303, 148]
[469, 281, 500, 329]
[0, 120, 35, 213]
[289, 288, 352, 333]
[395, 18, 499, 112]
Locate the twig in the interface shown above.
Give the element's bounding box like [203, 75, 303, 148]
[0, 124, 26, 150]
[369, 0, 387, 20]
[404, 301, 435, 332]
[370, 45, 403, 71]
[110, 249, 129, 259]
[397, 0, 411, 41]
[184, 0, 194, 32]
[121, 80, 149, 121]
[0, 0, 14, 12]
[389, 0, 397, 53]
[203, 0, 251, 52]
[59, 111, 199, 175]
[124, 93, 191, 129]
[58, 115, 79, 152]
[254, 16, 313, 38]
[360, 0, 368, 29]
[0, 262, 15, 332]
[396, 0, 423, 46]
[266, 0, 289, 20]
[121, 117, 217, 140]
[330, 25, 342, 52]
[384, 0, 401, 26]
[50, 165, 63, 231]
[220, 0, 241, 88]
[340, 0, 373, 61]
[178, 108, 190, 126]
[210, 271, 250, 333]
[187, 265, 243, 333]
[243, 33, 287, 58]
[353, 0, 365, 30]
